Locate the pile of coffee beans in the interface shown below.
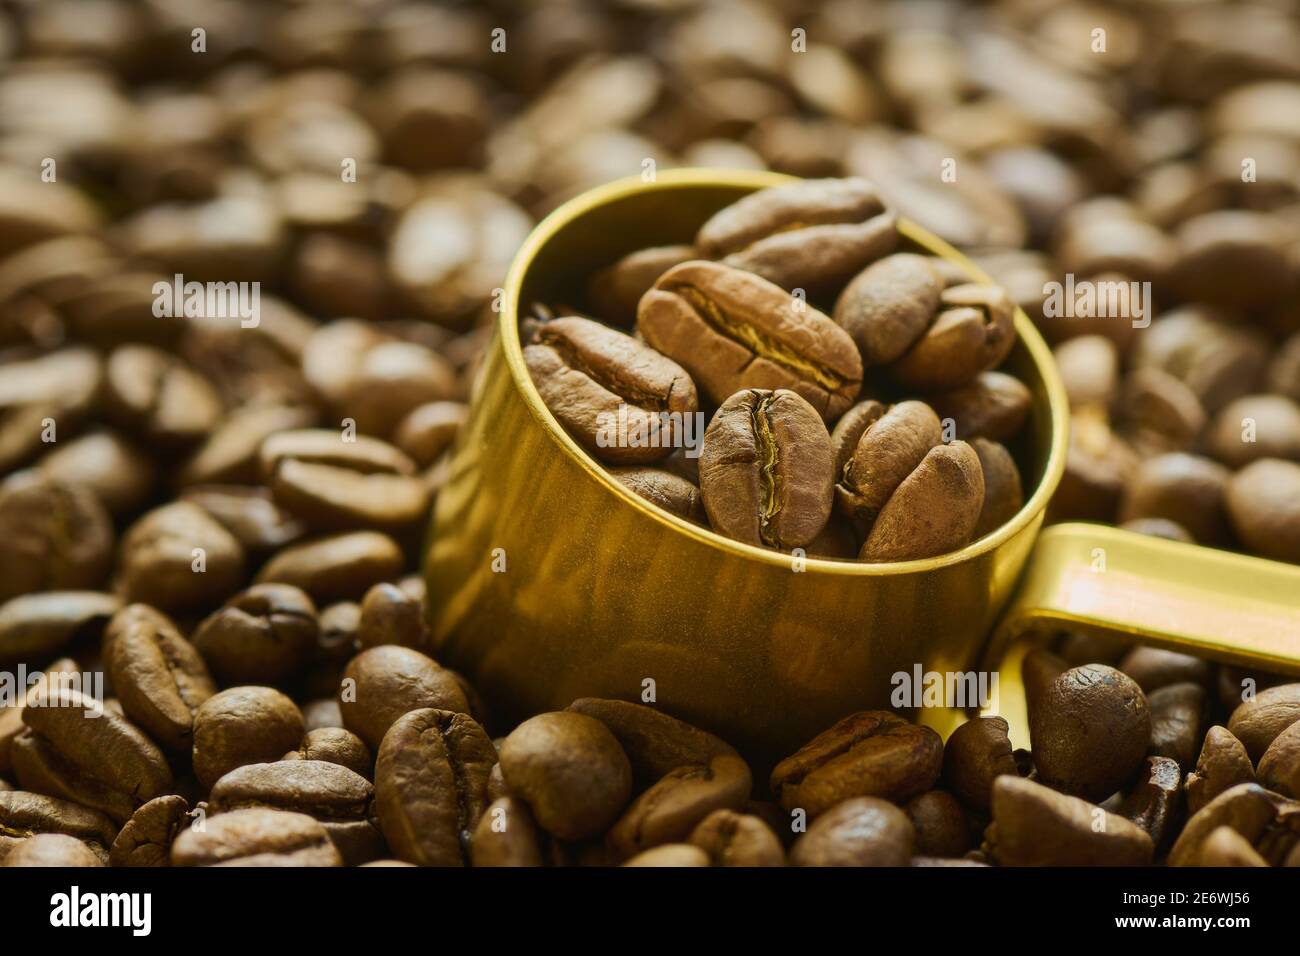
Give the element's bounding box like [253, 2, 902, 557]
[525, 178, 1031, 561]
[1, 0, 1299, 868]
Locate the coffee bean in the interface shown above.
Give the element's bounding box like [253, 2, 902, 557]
[339, 645, 469, 752]
[0, 790, 117, 863]
[16, 687, 172, 823]
[771, 711, 943, 816]
[391, 401, 468, 468]
[789, 796, 914, 866]
[859, 441, 985, 561]
[499, 712, 632, 841]
[1185, 725, 1256, 816]
[1167, 783, 1296, 867]
[695, 178, 897, 297]
[1225, 458, 1300, 562]
[1193, 825, 1270, 866]
[622, 844, 712, 867]
[103, 345, 223, 447]
[1049, 407, 1138, 522]
[109, 794, 190, 867]
[1256, 721, 1300, 799]
[942, 715, 1021, 813]
[699, 388, 834, 549]
[255, 532, 405, 603]
[1116, 646, 1213, 693]
[374, 708, 495, 866]
[0, 591, 119, 665]
[639, 261, 863, 420]
[180, 485, 306, 554]
[565, 698, 738, 786]
[1208, 395, 1300, 468]
[687, 808, 784, 866]
[1030, 664, 1150, 800]
[0, 476, 114, 603]
[1054, 334, 1119, 410]
[610, 466, 707, 524]
[470, 796, 544, 867]
[828, 399, 886, 477]
[1115, 756, 1184, 851]
[356, 582, 427, 650]
[904, 790, 971, 858]
[119, 502, 246, 612]
[833, 253, 943, 366]
[171, 807, 342, 867]
[192, 584, 318, 684]
[971, 437, 1023, 537]
[986, 776, 1154, 866]
[888, 284, 1015, 390]
[0, 658, 78, 776]
[587, 245, 697, 326]
[38, 430, 156, 516]
[192, 686, 304, 790]
[607, 754, 752, 858]
[2, 832, 104, 867]
[835, 400, 942, 529]
[1226, 682, 1300, 761]
[105, 604, 216, 751]
[283, 728, 371, 777]
[1147, 682, 1207, 771]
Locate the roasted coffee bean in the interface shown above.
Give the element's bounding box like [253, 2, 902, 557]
[180, 404, 318, 487]
[192, 687, 305, 790]
[687, 808, 784, 866]
[828, 399, 886, 477]
[180, 486, 306, 554]
[888, 284, 1015, 391]
[0, 658, 78, 776]
[1022, 648, 1068, 717]
[694, 178, 897, 298]
[0, 476, 114, 603]
[119, 502, 246, 612]
[105, 604, 216, 752]
[789, 796, 914, 867]
[470, 796, 544, 867]
[1225, 459, 1300, 563]
[499, 712, 632, 841]
[904, 790, 971, 858]
[374, 708, 495, 866]
[1055, 335, 1119, 410]
[1119, 368, 1206, 456]
[339, 645, 469, 752]
[109, 794, 190, 867]
[942, 715, 1021, 813]
[38, 431, 156, 516]
[171, 807, 341, 867]
[1117, 646, 1212, 693]
[1120, 452, 1230, 545]
[1147, 682, 1207, 771]
[265, 429, 429, 534]
[986, 777, 1154, 866]
[833, 253, 943, 366]
[1208, 395, 1300, 468]
[926, 371, 1032, 442]
[523, 317, 698, 466]
[392, 402, 468, 468]
[283, 728, 371, 778]
[356, 582, 427, 650]
[622, 844, 712, 867]
[193, 584, 318, 685]
[1030, 664, 1150, 801]
[639, 261, 862, 420]
[1191, 826, 1269, 866]
[699, 388, 834, 549]
[1227, 683, 1300, 761]
[835, 401, 941, 528]
[859, 441, 985, 561]
[0, 790, 116, 863]
[610, 466, 707, 524]
[102, 346, 223, 447]
[15, 687, 172, 824]
[1049, 407, 1138, 523]
[587, 245, 698, 326]
[565, 698, 738, 786]
[255, 532, 405, 602]
[2, 832, 104, 867]
[607, 754, 752, 858]
[1257, 721, 1300, 799]
[0, 591, 119, 665]
[1185, 726, 1257, 816]
[1116, 756, 1184, 851]
[1168, 783, 1297, 867]
[771, 711, 943, 816]
[971, 437, 1023, 537]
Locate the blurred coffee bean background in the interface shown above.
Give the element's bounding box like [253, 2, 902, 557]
[1, 0, 1299, 579]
